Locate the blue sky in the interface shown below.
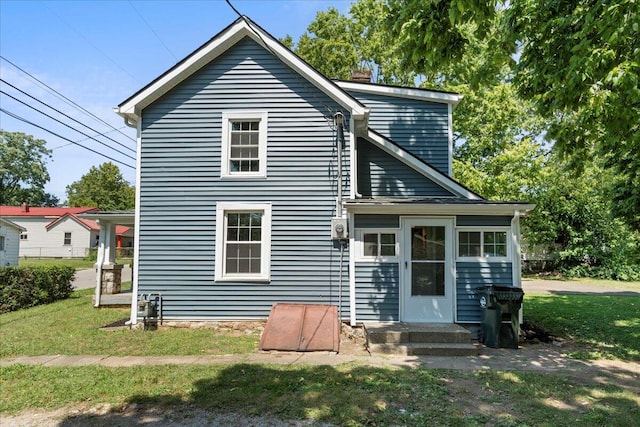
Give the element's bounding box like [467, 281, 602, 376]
[0, 0, 350, 202]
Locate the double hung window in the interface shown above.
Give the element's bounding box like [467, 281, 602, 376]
[215, 202, 272, 281]
[221, 111, 267, 178]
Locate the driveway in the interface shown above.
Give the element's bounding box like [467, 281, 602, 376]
[521, 278, 640, 296]
[73, 266, 132, 290]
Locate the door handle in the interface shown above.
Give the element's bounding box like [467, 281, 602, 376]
[404, 261, 408, 269]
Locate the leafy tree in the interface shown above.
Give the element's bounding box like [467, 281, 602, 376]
[286, 1, 415, 84]
[66, 162, 135, 210]
[0, 130, 52, 205]
[385, 0, 640, 229]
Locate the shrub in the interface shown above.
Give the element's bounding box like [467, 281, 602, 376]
[0, 266, 75, 313]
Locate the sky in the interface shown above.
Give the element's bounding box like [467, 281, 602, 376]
[0, 0, 350, 203]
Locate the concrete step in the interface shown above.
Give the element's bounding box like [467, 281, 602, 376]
[368, 342, 479, 357]
[366, 323, 473, 345]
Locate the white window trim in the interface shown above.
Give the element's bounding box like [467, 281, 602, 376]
[63, 232, 72, 246]
[221, 111, 268, 178]
[354, 228, 399, 262]
[456, 227, 511, 262]
[215, 202, 272, 282]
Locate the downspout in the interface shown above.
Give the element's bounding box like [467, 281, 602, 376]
[511, 210, 523, 324]
[334, 112, 345, 215]
[334, 112, 346, 322]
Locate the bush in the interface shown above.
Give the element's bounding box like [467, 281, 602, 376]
[0, 266, 75, 313]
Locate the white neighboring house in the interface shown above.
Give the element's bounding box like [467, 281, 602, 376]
[0, 204, 100, 258]
[0, 217, 26, 266]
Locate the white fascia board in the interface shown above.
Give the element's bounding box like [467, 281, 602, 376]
[344, 202, 536, 216]
[336, 81, 463, 108]
[117, 19, 368, 123]
[365, 130, 481, 200]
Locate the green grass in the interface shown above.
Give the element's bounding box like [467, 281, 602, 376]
[0, 289, 259, 358]
[2, 364, 638, 425]
[525, 294, 640, 361]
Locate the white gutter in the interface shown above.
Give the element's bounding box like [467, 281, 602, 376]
[344, 201, 536, 216]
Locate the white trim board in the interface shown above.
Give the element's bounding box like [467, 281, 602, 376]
[117, 18, 369, 125]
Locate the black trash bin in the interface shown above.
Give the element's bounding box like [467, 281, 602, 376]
[476, 285, 524, 348]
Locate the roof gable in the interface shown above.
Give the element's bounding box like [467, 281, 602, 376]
[363, 129, 481, 200]
[117, 17, 369, 125]
[46, 213, 100, 231]
[0, 217, 26, 231]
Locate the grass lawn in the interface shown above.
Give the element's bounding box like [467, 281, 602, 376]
[524, 294, 640, 361]
[1, 364, 638, 425]
[0, 289, 259, 358]
[2, 284, 639, 425]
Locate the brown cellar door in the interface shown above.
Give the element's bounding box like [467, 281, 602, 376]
[259, 303, 340, 352]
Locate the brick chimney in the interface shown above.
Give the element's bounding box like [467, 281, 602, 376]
[21, 201, 29, 212]
[351, 69, 372, 83]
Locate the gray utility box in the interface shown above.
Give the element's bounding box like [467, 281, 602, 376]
[476, 285, 524, 349]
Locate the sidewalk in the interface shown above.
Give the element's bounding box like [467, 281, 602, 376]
[2, 347, 639, 378]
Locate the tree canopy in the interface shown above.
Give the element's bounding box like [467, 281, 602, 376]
[65, 162, 135, 210]
[386, 0, 640, 229]
[0, 130, 52, 205]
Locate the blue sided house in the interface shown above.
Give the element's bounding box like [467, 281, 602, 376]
[116, 17, 533, 329]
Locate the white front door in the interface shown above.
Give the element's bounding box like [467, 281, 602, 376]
[401, 218, 454, 322]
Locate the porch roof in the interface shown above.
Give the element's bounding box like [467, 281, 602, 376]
[344, 197, 535, 216]
[79, 211, 135, 226]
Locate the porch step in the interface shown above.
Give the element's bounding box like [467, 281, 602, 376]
[364, 323, 478, 356]
[368, 342, 478, 357]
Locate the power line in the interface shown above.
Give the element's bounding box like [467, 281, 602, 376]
[0, 108, 135, 169]
[0, 56, 136, 144]
[1, 78, 136, 154]
[51, 126, 128, 151]
[128, 0, 178, 62]
[1, 89, 136, 161]
[43, 2, 142, 85]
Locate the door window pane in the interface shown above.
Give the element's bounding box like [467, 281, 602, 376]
[412, 263, 445, 296]
[411, 226, 445, 260]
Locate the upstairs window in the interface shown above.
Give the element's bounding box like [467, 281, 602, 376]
[221, 111, 267, 178]
[457, 229, 509, 260]
[63, 232, 72, 245]
[20, 233, 28, 240]
[0, 236, 5, 251]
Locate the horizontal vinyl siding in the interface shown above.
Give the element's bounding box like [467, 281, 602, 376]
[355, 262, 399, 321]
[357, 138, 454, 197]
[353, 214, 399, 229]
[457, 216, 512, 227]
[456, 262, 513, 322]
[347, 90, 450, 174]
[138, 37, 350, 320]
